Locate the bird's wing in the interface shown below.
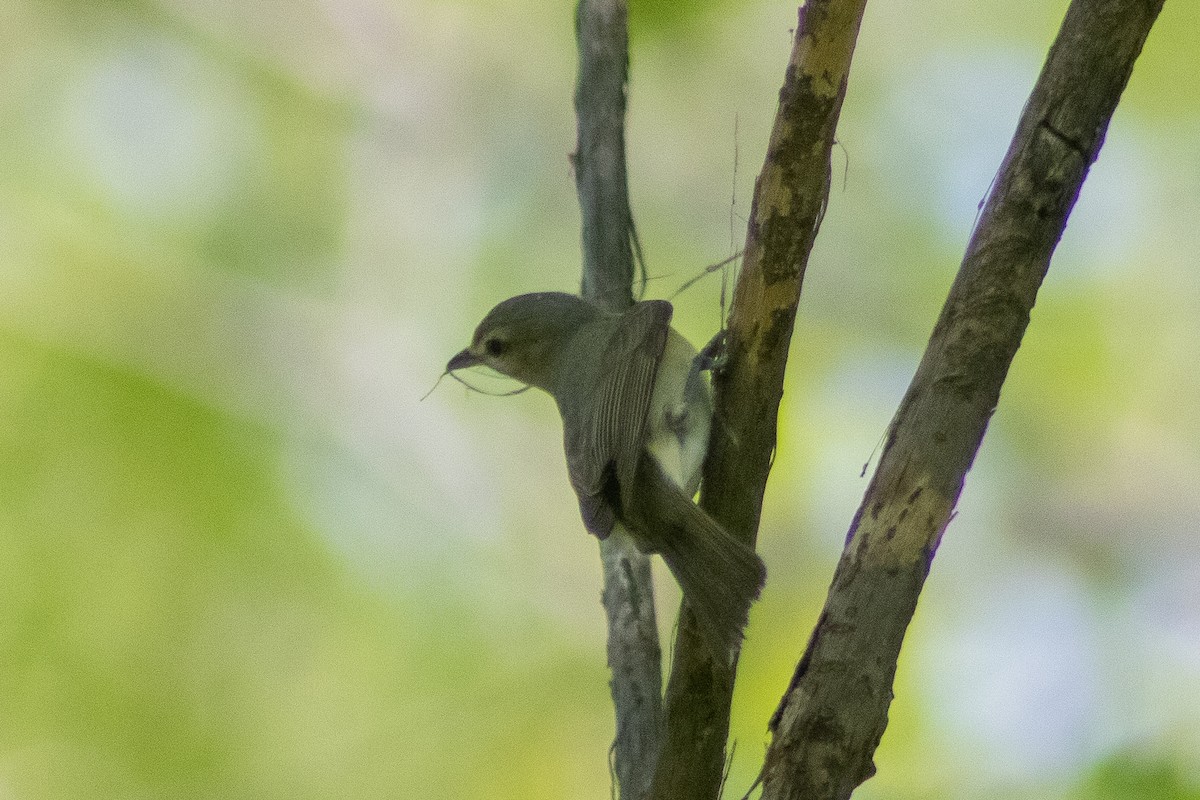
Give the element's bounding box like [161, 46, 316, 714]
[562, 300, 672, 537]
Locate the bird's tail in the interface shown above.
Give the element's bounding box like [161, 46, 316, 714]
[625, 456, 766, 663]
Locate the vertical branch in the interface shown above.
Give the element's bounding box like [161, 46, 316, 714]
[573, 1, 663, 797]
[576, 0, 638, 310]
[651, 2, 869, 798]
[761, 2, 1164, 798]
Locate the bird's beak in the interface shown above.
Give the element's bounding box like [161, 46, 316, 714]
[447, 348, 481, 372]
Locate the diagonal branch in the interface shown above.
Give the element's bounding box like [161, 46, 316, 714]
[572, 1, 663, 798]
[651, 2, 869, 798]
[761, 2, 1165, 798]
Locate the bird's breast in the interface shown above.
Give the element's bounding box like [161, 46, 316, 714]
[644, 328, 712, 497]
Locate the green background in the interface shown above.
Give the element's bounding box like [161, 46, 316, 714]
[1, 0, 1198, 797]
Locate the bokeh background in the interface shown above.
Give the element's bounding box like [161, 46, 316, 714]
[2, 0, 1198, 798]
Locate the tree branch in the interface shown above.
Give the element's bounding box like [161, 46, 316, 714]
[761, 2, 1164, 798]
[573, 1, 664, 797]
[651, 2, 869, 798]
[576, 0, 639, 311]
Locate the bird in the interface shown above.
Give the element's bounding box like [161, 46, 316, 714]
[447, 292, 765, 660]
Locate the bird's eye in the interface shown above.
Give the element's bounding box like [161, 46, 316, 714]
[484, 338, 506, 357]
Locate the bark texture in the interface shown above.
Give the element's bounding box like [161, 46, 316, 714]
[573, 1, 664, 798]
[576, 0, 639, 311]
[761, 2, 1165, 799]
[651, 2, 869, 798]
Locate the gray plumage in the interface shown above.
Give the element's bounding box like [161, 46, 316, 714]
[448, 292, 765, 659]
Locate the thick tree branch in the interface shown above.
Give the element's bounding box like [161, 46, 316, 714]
[651, 3, 868, 798]
[761, 2, 1164, 798]
[573, 1, 663, 798]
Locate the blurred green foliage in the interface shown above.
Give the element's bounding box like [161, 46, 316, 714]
[1, 0, 1198, 798]
[1076, 755, 1200, 800]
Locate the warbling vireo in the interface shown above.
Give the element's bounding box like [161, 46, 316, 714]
[447, 292, 765, 659]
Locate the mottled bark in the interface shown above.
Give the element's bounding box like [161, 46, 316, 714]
[651, 3, 869, 799]
[761, 2, 1164, 799]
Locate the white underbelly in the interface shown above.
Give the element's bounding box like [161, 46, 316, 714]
[644, 328, 712, 497]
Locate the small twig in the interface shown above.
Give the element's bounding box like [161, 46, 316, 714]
[444, 369, 531, 398]
[670, 251, 744, 300]
[718, 739, 738, 799]
[726, 115, 740, 329]
[419, 371, 449, 401]
[739, 763, 765, 800]
[631, 218, 649, 300]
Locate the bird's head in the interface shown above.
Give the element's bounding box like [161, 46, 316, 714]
[447, 292, 599, 391]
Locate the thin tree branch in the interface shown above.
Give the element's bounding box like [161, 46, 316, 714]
[576, 0, 639, 310]
[573, 1, 664, 797]
[651, 2, 869, 798]
[761, 2, 1164, 798]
